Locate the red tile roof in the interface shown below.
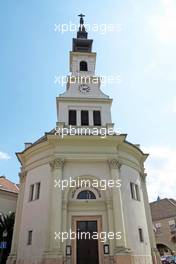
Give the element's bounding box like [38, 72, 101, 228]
[0, 176, 19, 193]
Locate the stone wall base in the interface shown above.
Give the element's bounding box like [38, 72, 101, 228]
[7, 254, 161, 264]
[6, 255, 17, 264]
[151, 251, 162, 264]
[114, 254, 157, 264]
[41, 258, 63, 264]
[114, 255, 133, 264]
[6, 257, 64, 264]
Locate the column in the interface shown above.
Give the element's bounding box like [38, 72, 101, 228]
[7, 170, 27, 263]
[45, 158, 64, 258]
[141, 173, 161, 264]
[108, 159, 131, 255]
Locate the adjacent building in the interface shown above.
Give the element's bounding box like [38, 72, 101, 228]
[150, 198, 176, 256]
[0, 176, 19, 215]
[7, 16, 160, 264]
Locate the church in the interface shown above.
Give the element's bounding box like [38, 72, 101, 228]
[7, 15, 161, 264]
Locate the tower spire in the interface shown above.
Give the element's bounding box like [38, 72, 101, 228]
[77, 13, 87, 39]
[72, 15, 93, 52]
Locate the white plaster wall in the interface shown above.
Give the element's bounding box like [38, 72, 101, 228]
[17, 164, 50, 261]
[0, 192, 17, 214]
[121, 165, 151, 258]
[64, 160, 110, 180]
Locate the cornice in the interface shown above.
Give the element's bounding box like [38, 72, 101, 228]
[70, 51, 97, 57]
[56, 97, 113, 104]
[16, 133, 147, 175]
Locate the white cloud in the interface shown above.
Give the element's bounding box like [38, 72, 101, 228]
[0, 151, 10, 160]
[143, 146, 176, 202]
[149, 0, 176, 43]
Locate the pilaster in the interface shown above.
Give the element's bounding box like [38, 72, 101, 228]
[108, 159, 131, 256]
[43, 158, 64, 260]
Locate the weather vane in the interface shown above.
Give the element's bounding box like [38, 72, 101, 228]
[78, 13, 85, 25]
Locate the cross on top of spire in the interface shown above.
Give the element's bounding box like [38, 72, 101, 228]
[78, 14, 85, 25]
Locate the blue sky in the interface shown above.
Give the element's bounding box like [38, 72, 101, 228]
[0, 0, 176, 201]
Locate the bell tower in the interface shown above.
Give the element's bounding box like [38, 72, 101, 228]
[56, 15, 113, 130]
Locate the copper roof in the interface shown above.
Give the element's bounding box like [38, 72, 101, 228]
[0, 176, 19, 194]
[150, 198, 176, 221]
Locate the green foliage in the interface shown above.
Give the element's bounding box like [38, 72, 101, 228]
[0, 212, 15, 264]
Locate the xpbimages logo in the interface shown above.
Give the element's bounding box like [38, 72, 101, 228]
[54, 177, 122, 191]
[54, 21, 122, 35]
[55, 125, 120, 138]
[55, 230, 122, 243]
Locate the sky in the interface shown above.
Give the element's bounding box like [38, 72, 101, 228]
[0, 0, 176, 202]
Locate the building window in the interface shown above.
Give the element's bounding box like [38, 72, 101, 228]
[29, 182, 41, 201]
[77, 190, 96, 200]
[135, 184, 140, 201]
[80, 61, 88, 71]
[35, 182, 41, 200]
[138, 228, 144, 243]
[29, 184, 34, 201]
[130, 182, 140, 201]
[69, 110, 77, 125]
[93, 111, 101, 126]
[81, 110, 89, 126]
[155, 223, 162, 234]
[27, 230, 33, 245]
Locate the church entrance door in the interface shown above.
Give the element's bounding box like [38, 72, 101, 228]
[76, 220, 99, 264]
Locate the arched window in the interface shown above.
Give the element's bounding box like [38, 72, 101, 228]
[77, 190, 96, 199]
[80, 61, 88, 71]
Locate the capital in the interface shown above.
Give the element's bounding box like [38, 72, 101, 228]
[140, 172, 147, 183]
[108, 159, 122, 170]
[19, 170, 27, 183]
[50, 159, 65, 170]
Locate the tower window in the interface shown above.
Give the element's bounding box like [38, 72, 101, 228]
[81, 110, 89, 126]
[80, 61, 88, 71]
[130, 182, 140, 201]
[69, 110, 77, 125]
[35, 182, 41, 200]
[135, 184, 140, 201]
[29, 182, 41, 201]
[138, 228, 144, 243]
[93, 111, 101, 126]
[29, 184, 34, 201]
[77, 190, 96, 199]
[27, 230, 33, 245]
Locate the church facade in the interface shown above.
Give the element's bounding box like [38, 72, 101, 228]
[7, 16, 161, 264]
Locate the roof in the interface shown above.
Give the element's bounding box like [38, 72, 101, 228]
[0, 176, 19, 194]
[16, 127, 148, 166]
[150, 198, 176, 221]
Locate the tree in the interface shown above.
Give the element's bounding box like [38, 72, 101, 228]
[0, 212, 15, 264]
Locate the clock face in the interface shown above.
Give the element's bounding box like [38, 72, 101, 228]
[79, 84, 91, 94]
